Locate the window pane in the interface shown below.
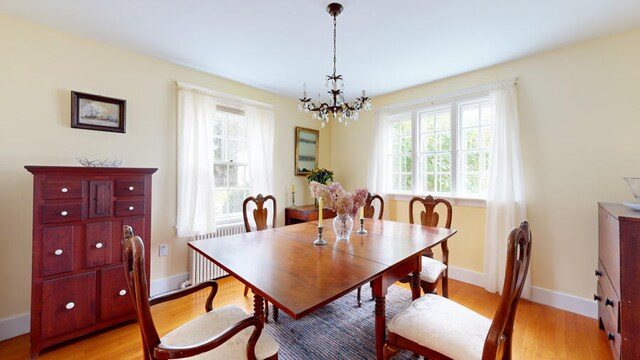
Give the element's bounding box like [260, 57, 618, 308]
[438, 153, 451, 172]
[228, 165, 249, 187]
[401, 156, 412, 173]
[213, 138, 225, 161]
[465, 152, 480, 172]
[437, 132, 451, 151]
[481, 127, 491, 149]
[424, 155, 435, 172]
[393, 174, 400, 191]
[227, 118, 244, 138]
[214, 190, 228, 216]
[426, 175, 435, 192]
[483, 151, 491, 172]
[392, 156, 401, 173]
[400, 136, 412, 153]
[435, 112, 450, 130]
[439, 174, 451, 193]
[463, 174, 481, 194]
[423, 133, 435, 152]
[214, 164, 227, 187]
[228, 190, 245, 213]
[462, 128, 479, 150]
[214, 117, 225, 136]
[227, 139, 247, 162]
[462, 104, 479, 127]
[481, 104, 492, 125]
[420, 113, 435, 132]
[401, 175, 412, 191]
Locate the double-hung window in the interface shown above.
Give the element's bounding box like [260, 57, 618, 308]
[386, 95, 493, 199]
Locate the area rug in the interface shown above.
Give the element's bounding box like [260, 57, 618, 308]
[264, 285, 415, 360]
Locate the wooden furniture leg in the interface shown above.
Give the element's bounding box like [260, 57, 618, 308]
[411, 270, 421, 300]
[253, 293, 265, 324]
[372, 278, 388, 360]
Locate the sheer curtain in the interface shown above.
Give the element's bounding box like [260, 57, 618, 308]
[484, 84, 530, 297]
[176, 88, 217, 237]
[367, 111, 389, 204]
[245, 106, 275, 228]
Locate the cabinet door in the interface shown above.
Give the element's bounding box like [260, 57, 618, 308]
[42, 226, 73, 276]
[100, 265, 135, 321]
[89, 181, 112, 219]
[42, 273, 96, 339]
[85, 222, 112, 267]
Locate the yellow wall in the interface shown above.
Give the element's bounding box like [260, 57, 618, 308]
[332, 28, 640, 300]
[0, 15, 331, 320]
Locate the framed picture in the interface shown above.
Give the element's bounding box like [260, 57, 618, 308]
[71, 91, 126, 133]
[295, 126, 319, 175]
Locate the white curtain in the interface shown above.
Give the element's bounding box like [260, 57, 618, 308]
[176, 88, 218, 237]
[367, 112, 389, 208]
[245, 106, 275, 227]
[484, 84, 530, 297]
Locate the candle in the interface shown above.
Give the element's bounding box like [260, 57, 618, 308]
[291, 184, 294, 193]
[318, 197, 323, 226]
[360, 206, 364, 220]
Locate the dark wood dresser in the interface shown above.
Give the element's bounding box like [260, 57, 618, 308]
[26, 166, 156, 358]
[285, 205, 336, 225]
[597, 202, 640, 360]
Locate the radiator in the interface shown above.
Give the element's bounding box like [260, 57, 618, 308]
[189, 222, 246, 285]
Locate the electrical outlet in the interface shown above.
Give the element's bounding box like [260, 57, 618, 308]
[159, 244, 168, 257]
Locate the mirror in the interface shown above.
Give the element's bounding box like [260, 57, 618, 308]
[295, 126, 319, 176]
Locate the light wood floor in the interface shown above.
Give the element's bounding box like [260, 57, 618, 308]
[1, 277, 612, 359]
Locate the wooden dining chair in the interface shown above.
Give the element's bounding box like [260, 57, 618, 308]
[242, 194, 280, 321]
[121, 225, 279, 360]
[384, 221, 531, 360]
[407, 195, 453, 298]
[356, 193, 385, 306]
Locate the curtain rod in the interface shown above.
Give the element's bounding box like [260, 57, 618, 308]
[176, 81, 274, 110]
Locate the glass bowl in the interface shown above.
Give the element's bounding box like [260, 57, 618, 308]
[624, 177, 640, 200]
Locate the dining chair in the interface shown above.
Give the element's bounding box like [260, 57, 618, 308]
[242, 194, 280, 321]
[356, 193, 384, 306]
[407, 195, 452, 298]
[384, 221, 532, 360]
[121, 225, 279, 360]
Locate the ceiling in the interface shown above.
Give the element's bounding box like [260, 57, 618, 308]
[2, 0, 640, 100]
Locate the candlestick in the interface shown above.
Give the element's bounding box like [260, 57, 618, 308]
[291, 191, 296, 208]
[291, 184, 294, 193]
[313, 226, 326, 246]
[357, 218, 368, 235]
[318, 197, 323, 226]
[360, 206, 364, 220]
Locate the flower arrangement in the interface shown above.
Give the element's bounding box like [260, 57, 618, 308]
[309, 181, 368, 217]
[306, 168, 334, 185]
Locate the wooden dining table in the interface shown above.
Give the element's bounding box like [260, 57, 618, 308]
[188, 218, 456, 360]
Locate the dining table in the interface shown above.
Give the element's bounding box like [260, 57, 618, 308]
[188, 218, 457, 360]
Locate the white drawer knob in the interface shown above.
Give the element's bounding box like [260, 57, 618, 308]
[128, 186, 134, 191]
[95, 242, 104, 249]
[60, 211, 68, 216]
[61, 187, 68, 193]
[128, 206, 134, 211]
[65, 302, 75, 310]
[119, 289, 127, 296]
[54, 249, 63, 256]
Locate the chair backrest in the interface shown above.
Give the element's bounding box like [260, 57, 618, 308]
[122, 225, 159, 359]
[482, 221, 532, 359]
[408, 195, 452, 229]
[242, 194, 277, 232]
[363, 193, 384, 220]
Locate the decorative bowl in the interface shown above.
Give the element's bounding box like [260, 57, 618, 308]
[624, 177, 640, 200]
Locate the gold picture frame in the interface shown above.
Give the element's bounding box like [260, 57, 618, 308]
[295, 127, 319, 176]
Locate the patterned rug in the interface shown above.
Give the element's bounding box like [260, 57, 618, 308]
[264, 284, 415, 360]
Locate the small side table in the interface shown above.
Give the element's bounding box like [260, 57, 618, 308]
[285, 205, 337, 225]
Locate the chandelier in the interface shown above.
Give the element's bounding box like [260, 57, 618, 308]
[298, 2, 372, 128]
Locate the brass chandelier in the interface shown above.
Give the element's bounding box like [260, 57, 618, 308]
[298, 3, 372, 128]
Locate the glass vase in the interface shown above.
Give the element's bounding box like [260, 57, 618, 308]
[333, 214, 354, 240]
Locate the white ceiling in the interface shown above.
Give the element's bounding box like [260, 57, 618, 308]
[2, 0, 640, 99]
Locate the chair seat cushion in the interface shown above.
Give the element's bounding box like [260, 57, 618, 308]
[387, 294, 491, 360]
[161, 304, 279, 360]
[420, 256, 447, 283]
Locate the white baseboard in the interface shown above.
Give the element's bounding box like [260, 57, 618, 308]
[150, 272, 189, 297]
[0, 312, 30, 341]
[448, 265, 597, 319]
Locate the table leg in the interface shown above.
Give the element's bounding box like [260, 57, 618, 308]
[411, 270, 421, 300]
[372, 278, 388, 360]
[253, 293, 265, 323]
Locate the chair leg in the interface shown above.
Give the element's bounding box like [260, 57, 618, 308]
[264, 299, 270, 322]
[243, 285, 249, 297]
[356, 286, 362, 307]
[273, 306, 279, 322]
[442, 275, 449, 298]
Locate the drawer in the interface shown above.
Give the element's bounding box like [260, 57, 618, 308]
[115, 199, 145, 217]
[598, 281, 621, 360]
[43, 179, 83, 200]
[100, 265, 135, 321]
[598, 207, 620, 291]
[42, 272, 96, 339]
[42, 226, 73, 277]
[597, 262, 620, 327]
[42, 202, 83, 224]
[85, 222, 112, 268]
[115, 179, 145, 197]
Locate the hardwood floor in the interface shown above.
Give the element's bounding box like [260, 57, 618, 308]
[1, 277, 611, 359]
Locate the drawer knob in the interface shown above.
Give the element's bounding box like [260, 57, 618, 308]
[54, 249, 63, 256]
[607, 332, 615, 342]
[128, 206, 134, 211]
[128, 186, 134, 191]
[119, 289, 127, 296]
[605, 298, 614, 307]
[95, 242, 104, 249]
[61, 187, 68, 193]
[593, 294, 601, 302]
[61, 211, 68, 216]
[594, 270, 602, 277]
[65, 302, 75, 310]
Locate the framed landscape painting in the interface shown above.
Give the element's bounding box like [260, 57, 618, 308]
[71, 91, 126, 133]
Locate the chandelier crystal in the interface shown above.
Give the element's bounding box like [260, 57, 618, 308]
[298, 3, 372, 128]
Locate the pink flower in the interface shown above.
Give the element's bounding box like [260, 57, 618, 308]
[309, 181, 368, 217]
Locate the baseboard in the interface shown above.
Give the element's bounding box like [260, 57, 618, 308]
[0, 312, 30, 342]
[150, 272, 189, 297]
[448, 265, 597, 319]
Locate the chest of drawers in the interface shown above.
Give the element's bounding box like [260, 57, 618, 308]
[597, 203, 640, 360]
[26, 166, 156, 358]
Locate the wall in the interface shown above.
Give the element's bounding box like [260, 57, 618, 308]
[0, 14, 331, 328]
[332, 28, 640, 303]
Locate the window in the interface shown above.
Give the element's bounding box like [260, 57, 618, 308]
[213, 107, 250, 218]
[386, 95, 493, 198]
